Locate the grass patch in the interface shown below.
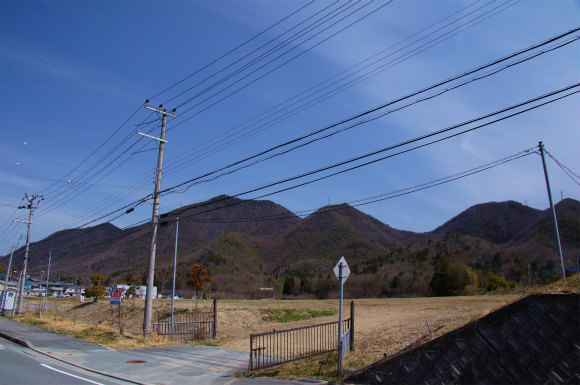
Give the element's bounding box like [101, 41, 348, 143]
[261, 308, 335, 323]
[11, 313, 183, 349]
[246, 352, 365, 384]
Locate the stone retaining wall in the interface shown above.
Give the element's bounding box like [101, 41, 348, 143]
[345, 294, 579, 384]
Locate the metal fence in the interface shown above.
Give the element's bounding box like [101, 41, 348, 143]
[249, 301, 354, 372]
[19, 301, 64, 313]
[153, 299, 217, 341]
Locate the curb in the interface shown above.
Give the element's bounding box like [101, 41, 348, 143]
[0, 330, 34, 349]
[0, 330, 146, 385]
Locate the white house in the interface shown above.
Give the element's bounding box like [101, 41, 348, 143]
[115, 284, 157, 299]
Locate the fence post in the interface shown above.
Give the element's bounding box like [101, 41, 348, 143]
[350, 301, 355, 352]
[213, 298, 217, 339]
[250, 334, 254, 372]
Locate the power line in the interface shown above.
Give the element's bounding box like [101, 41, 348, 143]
[163, 0, 359, 107]
[7, 16, 576, 250]
[177, 147, 537, 224]
[156, 83, 579, 221]
[47, 145, 538, 257]
[38, 21, 579, 228]
[12, 2, 381, 236]
[162, 23, 578, 181]
[13, 81, 578, 254]
[159, 80, 580, 199]
[160, 0, 516, 172]
[2, 0, 519, 241]
[166, 1, 393, 125]
[148, 0, 317, 101]
[544, 149, 580, 186]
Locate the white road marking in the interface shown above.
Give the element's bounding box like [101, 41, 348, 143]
[40, 364, 106, 385]
[0, 344, 4, 350]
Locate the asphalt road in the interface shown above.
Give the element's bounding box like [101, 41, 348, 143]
[0, 339, 131, 385]
[0, 317, 325, 385]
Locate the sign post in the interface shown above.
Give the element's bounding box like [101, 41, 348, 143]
[110, 289, 123, 334]
[333, 256, 350, 375]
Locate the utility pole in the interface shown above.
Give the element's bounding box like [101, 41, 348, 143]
[40, 270, 45, 299]
[16, 194, 43, 314]
[44, 251, 52, 312]
[171, 217, 179, 327]
[141, 100, 175, 339]
[538, 142, 565, 281]
[1, 246, 15, 310]
[16, 270, 22, 311]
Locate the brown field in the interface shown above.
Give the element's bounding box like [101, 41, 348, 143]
[12, 278, 579, 374]
[17, 293, 522, 362]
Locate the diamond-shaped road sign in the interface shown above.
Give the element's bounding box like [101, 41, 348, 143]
[333, 256, 350, 281]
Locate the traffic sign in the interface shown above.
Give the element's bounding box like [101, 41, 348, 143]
[333, 256, 350, 281]
[333, 256, 350, 375]
[110, 298, 121, 306]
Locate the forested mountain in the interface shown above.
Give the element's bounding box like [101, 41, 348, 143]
[2, 196, 578, 298]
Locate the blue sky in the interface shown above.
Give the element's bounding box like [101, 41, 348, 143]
[1, 0, 579, 255]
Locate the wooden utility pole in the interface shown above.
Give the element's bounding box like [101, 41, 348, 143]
[1, 246, 15, 310]
[141, 100, 175, 339]
[16, 194, 43, 314]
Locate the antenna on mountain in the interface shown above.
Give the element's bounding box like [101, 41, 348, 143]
[561, 190, 563, 202]
[523, 199, 528, 206]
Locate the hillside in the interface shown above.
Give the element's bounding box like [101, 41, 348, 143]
[432, 200, 541, 243]
[1, 197, 578, 298]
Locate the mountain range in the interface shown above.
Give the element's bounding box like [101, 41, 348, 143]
[2, 196, 578, 297]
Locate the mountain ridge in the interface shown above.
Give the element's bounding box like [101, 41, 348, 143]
[2, 196, 578, 297]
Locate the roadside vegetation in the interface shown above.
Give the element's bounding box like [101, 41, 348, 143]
[261, 308, 335, 323]
[5, 275, 578, 382]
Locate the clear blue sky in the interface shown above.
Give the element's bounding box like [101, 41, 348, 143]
[1, 0, 579, 255]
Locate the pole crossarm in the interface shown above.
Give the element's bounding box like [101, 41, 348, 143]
[144, 100, 176, 117]
[137, 131, 168, 143]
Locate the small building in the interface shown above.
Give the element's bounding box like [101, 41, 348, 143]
[115, 284, 156, 299]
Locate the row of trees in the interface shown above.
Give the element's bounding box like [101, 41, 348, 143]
[278, 251, 525, 299]
[85, 264, 213, 301]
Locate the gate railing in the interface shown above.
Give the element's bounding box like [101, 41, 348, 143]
[249, 301, 354, 372]
[153, 298, 217, 341]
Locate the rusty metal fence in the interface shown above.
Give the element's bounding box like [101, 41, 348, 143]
[153, 298, 217, 341]
[249, 301, 354, 372]
[20, 300, 66, 313]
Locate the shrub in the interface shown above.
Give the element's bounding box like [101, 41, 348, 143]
[486, 273, 509, 291]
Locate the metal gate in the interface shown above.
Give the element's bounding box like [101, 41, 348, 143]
[249, 301, 354, 372]
[153, 298, 217, 341]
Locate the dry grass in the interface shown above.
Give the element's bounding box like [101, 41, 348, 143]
[9, 278, 578, 381]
